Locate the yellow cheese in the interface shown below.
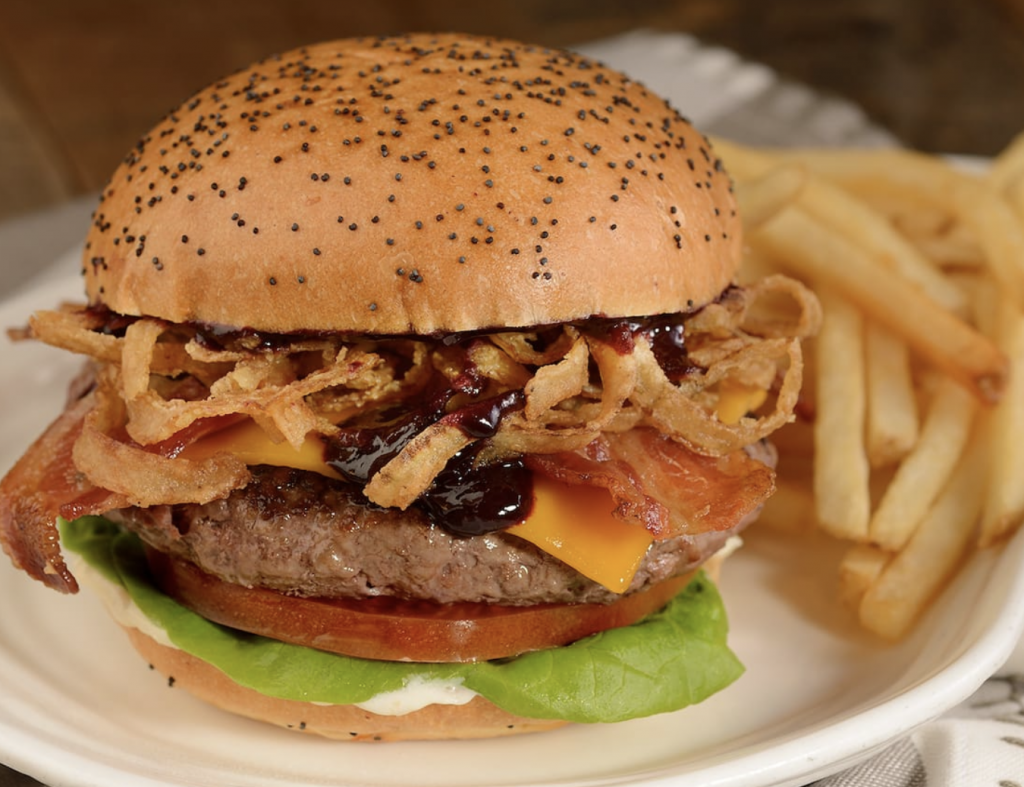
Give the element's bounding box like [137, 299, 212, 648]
[179, 420, 342, 479]
[509, 475, 654, 594]
[715, 381, 769, 425]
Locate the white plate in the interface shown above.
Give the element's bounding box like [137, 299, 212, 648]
[2, 272, 1024, 787]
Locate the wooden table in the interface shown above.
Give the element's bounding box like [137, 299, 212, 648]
[0, 0, 1022, 224]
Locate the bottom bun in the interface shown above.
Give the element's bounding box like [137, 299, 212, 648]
[122, 626, 567, 741]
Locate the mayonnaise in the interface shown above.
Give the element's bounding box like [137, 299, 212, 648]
[66, 550, 175, 648]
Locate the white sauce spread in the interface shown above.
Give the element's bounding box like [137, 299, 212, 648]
[351, 675, 476, 715]
[66, 551, 176, 648]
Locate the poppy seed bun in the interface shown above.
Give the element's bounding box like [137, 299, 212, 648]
[82, 33, 742, 335]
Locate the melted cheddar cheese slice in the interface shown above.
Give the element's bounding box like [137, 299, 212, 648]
[716, 381, 769, 425]
[179, 420, 342, 480]
[508, 476, 653, 593]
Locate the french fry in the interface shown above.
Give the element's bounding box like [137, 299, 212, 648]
[756, 146, 1024, 308]
[733, 163, 807, 231]
[885, 197, 984, 270]
[888, 202, 953, 239]
[907, 229, 986, 270]
[812, 288, 871, 540]
[978, 291, 1024, 546]
[949, 181, 1024, 309]
[868, 378, 977, 551]
[858, 432, 987, 640]
[752, 208, 1008, 403]
[716, 138, 967, 315]
[759, 147, 978, 207]
[797, 180, 968, 316]
[739, 244, 782, 284]
[864, 323, 919, 468]
[838, 544, 891, 611]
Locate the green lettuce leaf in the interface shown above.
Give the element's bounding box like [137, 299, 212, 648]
[60, 516, 743, 723]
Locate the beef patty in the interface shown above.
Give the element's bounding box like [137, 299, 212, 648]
[107, 465, 748, 606]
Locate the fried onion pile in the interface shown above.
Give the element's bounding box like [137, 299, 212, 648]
[27, 274, 820, 523]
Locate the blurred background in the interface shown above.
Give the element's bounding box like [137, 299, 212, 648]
[1, 0, 1023, 223]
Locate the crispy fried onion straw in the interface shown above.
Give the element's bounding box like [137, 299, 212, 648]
[72, 367, 251, 507]
[29, 274, 819, 513]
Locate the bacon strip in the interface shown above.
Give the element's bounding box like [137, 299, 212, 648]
[527, 428, 776, 540]
[0, 393, 126, 593]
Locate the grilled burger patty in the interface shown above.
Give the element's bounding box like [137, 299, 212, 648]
[106, 465, 747, 607]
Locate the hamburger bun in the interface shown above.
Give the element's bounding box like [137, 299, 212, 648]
[83, 33, 741, 334]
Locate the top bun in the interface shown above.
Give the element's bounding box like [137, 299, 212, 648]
[82, 33, 742, 334]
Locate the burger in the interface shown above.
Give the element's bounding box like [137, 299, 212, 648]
[0, 33, 818, 740]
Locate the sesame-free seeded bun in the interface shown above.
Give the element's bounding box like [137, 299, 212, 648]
[82, 33, 742, 334]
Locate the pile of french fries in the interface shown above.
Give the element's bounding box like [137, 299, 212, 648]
[715, 135, 1024, 639]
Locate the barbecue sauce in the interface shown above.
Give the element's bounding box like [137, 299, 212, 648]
[585, 314, 700, 383]
[323, 389, 530, 537]
[418, 391, 530, 536]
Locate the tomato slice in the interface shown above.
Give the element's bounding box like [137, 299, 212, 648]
[145, 548, 695, 663]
